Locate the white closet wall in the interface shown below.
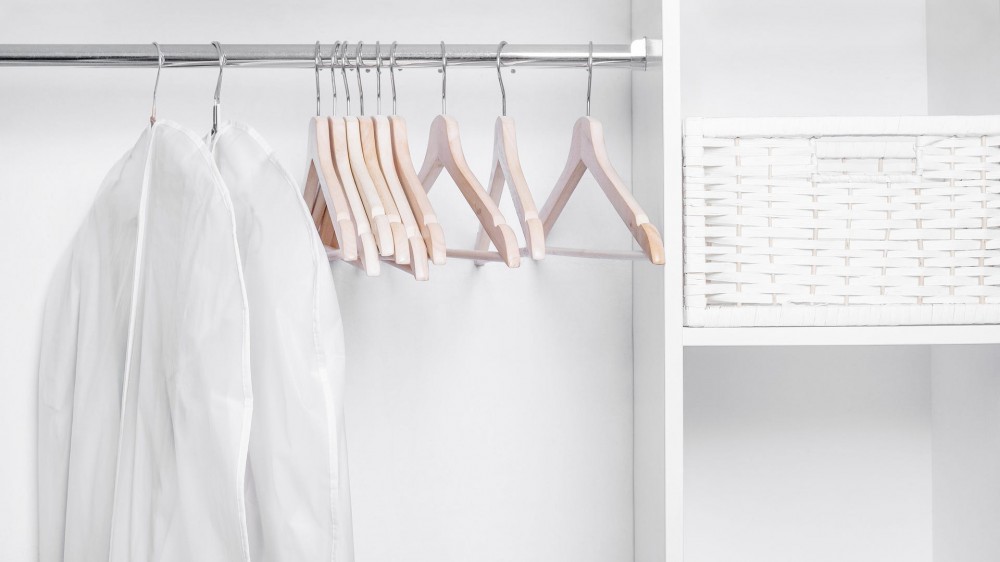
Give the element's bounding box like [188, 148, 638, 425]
[926, 0, 1000, 115]
[681, 0, 929, 117]
[0, 1, 640, 561]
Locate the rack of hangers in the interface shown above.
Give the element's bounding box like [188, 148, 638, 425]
[2, 40, 666, 279]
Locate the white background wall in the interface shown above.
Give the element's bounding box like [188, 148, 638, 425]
[927, 0, 1000, 114]
[682, 0, 929, 117]
[680, 1, 934, 561]
[0, 1, 640, 560]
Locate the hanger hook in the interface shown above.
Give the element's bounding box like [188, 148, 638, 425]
[211, 41, 226, 136]
[496, 41, 508, 117]
[389, 41, 398, 115]
[339, 42, 351, 114]
[375, 41, 382, 115]
[150, 42, 164, 126]
[329, 41, 340, 115]
[586, 41, 593, 117]
[440, 41, 447, 114]
[355, 41, 365, 116]
[314, 41, 322, 117]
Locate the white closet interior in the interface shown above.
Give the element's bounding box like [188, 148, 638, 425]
[6, 1, 999, 561]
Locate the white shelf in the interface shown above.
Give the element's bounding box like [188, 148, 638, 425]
[683, 325, 1000, 347]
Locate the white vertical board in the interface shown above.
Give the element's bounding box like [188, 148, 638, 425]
[633, 1, 683, 562]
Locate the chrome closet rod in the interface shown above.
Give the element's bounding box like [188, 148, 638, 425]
[0, 41, 653, 69]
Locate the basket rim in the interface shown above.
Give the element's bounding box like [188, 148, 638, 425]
[684, 115, 1000, 138]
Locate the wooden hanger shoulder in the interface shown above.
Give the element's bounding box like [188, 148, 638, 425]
[373, 115, 430, 280]
[360, 116, 410, 266]
[345, 115, 394, 258]
[388, 115, 447, 266]
[304, 116, 358, 261]
[328, 116, 381, 275]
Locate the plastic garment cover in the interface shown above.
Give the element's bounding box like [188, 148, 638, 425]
[37, 127, 152, 562]
[107, 121, 253, 561]
[39, 121, 254, 561]
[209, 123, 353, 562]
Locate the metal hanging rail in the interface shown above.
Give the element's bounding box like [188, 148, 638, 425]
[0, 40, 654, 69]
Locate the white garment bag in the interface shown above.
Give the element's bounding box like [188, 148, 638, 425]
[106, 121, 253, 561]
[39, 120, 355, 562]
[210, 122, 353, 562]
[40, 121, 254, 561]
[38, 128, 152, 562]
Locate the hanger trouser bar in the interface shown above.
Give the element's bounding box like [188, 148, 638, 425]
[0, 42, 651, 69]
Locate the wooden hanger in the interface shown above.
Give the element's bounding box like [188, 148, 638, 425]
[538, 44, 664, 265]
[301, 43, 360, 266]
[303, 116, 358, 262]
[327, 117, 381, 274]
[540, 116, 664, 265]
[323, 43, 381, 274]
[417, 43, 520, 268]
[344, 115, 395, 258]
[379, 42, 445, 266]
[359, 115, 410, 266]
[473, 43, 545, 264]
[352, 43, 410, 266]
[388, 116, 447, 265]
[373, 110, 430, 278]
[330, 43, 392, 261]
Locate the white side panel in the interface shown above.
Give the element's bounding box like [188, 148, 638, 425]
[633, 0, 683, 561]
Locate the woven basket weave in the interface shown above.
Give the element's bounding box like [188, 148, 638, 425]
[683, 116, 1000, 327]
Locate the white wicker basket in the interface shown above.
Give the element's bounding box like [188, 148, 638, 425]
[683, 116, 1000, 327]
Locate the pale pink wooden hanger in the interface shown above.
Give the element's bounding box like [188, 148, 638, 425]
[370, 42, 430, 280]
[539, 42, 665, 265]
[417, 42, 521, 268]
[302, 42, 359, 263]
[326, 42, 380, 275]
[473, 41, 545, 265]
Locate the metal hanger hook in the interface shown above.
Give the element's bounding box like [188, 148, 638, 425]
[496, 41, 508, 117]
[389, 41, 398, 115]
[329, 41, 340, 115]
[375, 41, 382, 115]
[439, 41, 447, 114]
[150, 42, 164, 126]
[211, 41, 226, 136]
[586, 41, 593, 117]
[313, 41, 322, 117]
[355, 41, 365, 116]
[339, 42, 351, 114]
